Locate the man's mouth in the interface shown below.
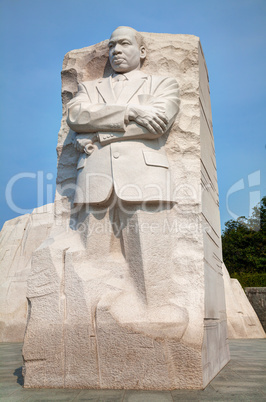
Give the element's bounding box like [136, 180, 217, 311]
[113, 58, 124, 64]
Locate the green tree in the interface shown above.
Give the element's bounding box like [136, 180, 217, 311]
[222, 197, 266, 286]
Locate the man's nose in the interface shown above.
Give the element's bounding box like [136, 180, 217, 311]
[112, 44, 122, 54]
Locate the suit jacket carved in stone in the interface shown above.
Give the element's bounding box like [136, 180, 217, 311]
[67, 69, 179, 204]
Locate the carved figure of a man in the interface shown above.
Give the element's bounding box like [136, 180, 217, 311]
[67, 26, 179, 205]
[66, 27, 185, 317]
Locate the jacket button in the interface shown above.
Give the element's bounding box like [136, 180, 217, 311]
[113, 152, 120, 159]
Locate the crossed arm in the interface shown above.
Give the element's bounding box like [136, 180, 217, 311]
[67, 76, 179, 152]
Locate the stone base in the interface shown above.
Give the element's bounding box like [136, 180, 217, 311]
[24, 316, 203, 390]
[23, 232, 229, 390]
[23, 319, 229, 390]
[23, 313, 229, 390]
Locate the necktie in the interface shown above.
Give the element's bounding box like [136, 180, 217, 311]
[113, 74, 126, 99]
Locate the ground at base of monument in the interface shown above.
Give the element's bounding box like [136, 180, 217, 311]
[0, 340, 265, 401]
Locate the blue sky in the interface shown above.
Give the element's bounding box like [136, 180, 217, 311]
[0, 0, 265, 231]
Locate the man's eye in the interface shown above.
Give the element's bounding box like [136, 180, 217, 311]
[122, 41, 130, 45]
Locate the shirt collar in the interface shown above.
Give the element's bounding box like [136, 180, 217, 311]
[112, 69, 147, 81]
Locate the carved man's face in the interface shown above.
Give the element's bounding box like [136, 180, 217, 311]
[108, 27, 146, 73]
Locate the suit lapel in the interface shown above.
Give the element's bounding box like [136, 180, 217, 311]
[117, 75, 148, 104]
[96, 72, 149, 104]
[96, 76, 116, 104]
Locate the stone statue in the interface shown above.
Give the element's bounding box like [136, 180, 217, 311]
[23, 28, 230, 390]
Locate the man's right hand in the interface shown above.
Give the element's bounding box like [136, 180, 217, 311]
[127, 105, 169, 135]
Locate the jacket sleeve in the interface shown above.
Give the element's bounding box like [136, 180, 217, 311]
[66, 83, 127, 133]
[149, 76, 180, 129]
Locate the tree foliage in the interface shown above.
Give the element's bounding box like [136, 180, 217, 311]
[222, 196, 266, 280]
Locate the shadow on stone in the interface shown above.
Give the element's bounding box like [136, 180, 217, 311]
[14, 366, 24, 386]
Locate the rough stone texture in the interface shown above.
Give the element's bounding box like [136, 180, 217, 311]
[2, 340, 266, 401]
[22, 32, 230, 389]
[1, 210, 264, 345]
[222, 265, 265, 339]
[245, 288, 266, 332]
[0, 204, 54, 342]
